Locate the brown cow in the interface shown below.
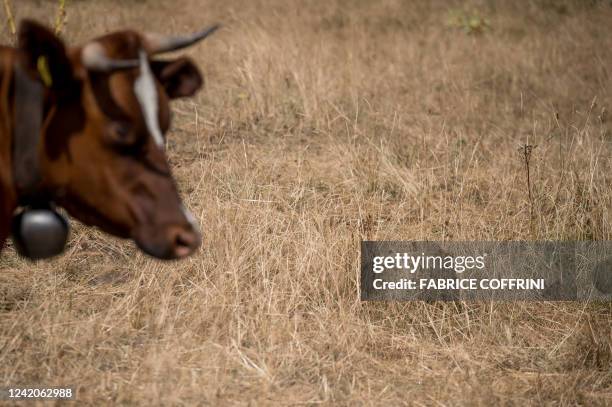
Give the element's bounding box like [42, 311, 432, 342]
[0, 20, 218, 260]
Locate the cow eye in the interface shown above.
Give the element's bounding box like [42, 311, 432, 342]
[105, 121, 137, 147]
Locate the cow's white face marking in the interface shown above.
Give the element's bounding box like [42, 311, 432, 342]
[134, 50, 164, 148]
[181, 205, 199, 232]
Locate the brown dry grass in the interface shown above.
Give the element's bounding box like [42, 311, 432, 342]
[1, 0, 611, 405]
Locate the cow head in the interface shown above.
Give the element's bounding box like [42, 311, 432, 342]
[16, 20, 218, 259]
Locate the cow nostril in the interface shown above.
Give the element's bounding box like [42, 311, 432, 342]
[175, 232, 191, 248]
[171, 228, 200, 258]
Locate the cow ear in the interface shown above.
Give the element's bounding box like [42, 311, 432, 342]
[151, 57, 203, 99]
[18, 19, 75, 89]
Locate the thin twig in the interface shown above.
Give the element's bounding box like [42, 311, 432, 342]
[2, 0, 16, 38]
[519, 144, 537, 238]
[55, 0, 67, 35]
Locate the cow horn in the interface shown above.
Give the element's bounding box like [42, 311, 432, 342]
[145, 24, 220, 54]
[81, 42, 139, 72]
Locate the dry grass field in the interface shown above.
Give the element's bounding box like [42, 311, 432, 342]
[1, 0, 611, 405]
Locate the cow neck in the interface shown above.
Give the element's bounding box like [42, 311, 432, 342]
[12, 62, 47, 206]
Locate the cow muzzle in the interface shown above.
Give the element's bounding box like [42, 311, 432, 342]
[133, 210, 201, 260]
